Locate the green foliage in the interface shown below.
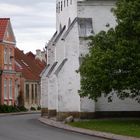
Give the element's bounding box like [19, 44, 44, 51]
[18, 106, 28, 112]
[0, 105, 27, 113]
[37, 106, 41, 110]
[30, 106, 36, 111]
[79, 0, 140, 102]
[0, 105, 18, 113]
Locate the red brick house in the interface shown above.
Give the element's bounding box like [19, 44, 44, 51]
[15, 48, 46, 109]
[0, 18, 16, 105]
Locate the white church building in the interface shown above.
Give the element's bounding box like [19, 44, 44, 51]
[41, 0, 140, 120]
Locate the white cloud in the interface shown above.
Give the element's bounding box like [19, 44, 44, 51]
[0, 1, 56, 53]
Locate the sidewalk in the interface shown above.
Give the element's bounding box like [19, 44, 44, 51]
[0, 111, 41, 117]
[39, 117, 140, 140]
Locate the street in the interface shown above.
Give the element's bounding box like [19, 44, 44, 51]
[0, 114, 107, 140]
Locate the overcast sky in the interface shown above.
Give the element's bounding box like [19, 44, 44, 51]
[0, 0, 56, 53]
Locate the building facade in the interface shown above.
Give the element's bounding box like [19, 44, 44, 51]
[41, 0, 140, 120]
[15, 48, 46, 109]
[0, 18, 17, 106]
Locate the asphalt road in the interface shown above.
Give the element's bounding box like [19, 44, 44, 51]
[0, 114, 107, 140]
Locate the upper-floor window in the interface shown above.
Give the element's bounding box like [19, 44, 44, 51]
[4, 48, 8, 64]
[56, 3, 58, 13]
[9, 48, 12, 65]
[64, 0, 66, 7]
[79, 18, 94, 37]
[68, 18, 71, 27]
[60, 24, 62, 32]
[58, 2, 60, 13]
[61, 1, 63, 11]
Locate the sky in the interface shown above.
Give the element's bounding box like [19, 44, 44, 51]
[0, 0, 56, 53]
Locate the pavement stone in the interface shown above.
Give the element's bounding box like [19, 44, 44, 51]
[39, 117, 140, 140]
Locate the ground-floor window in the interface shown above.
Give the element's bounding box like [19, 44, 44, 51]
[35, 84, 38, 104]
[26, 84, 29, 103]
[4, 79, 8, 99]
[31, 84, 34, 103]
[9, 79, 13, 99]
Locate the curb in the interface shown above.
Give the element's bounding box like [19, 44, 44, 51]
[39, 117, 140, 140]
[0, 111, 41, 117]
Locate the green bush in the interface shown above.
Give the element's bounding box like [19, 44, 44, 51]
[37, 106, 41, 110]
[0, 105, 27, 113]
[17, 106, 28, 112]
[30, 106, 36, 111]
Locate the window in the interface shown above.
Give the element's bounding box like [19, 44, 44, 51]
[35, 84, 38, 104]
[58, 2, 60, 13]
[64, 0, 66, 7]
[4, 48, 8, 64]
[4, 79, 8, 99]
[15, 80, 19, 100]
[68, 18, 71, 27]
[67, 0, 68, 6]
[9, 48, 13, 70]
[70, 0, 72, 4]
[61, 1, 63, 11]
[60, 24, 62, 32]
[26, 84, 29, 103]
[79, 18, 94, 37]
[9, 79, 13, 99]
[56, 3, 58, 13]
[31, 84, 34, 103]
[79, 57, 84, 66]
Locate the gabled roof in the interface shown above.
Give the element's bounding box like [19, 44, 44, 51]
[0, 18, 16, 43]
[0, 18, 9, 41]
[15, 48, 46, 81]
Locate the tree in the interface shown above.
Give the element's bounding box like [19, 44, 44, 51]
[79, 0, 140, 102]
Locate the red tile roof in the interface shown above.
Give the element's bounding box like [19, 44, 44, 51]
[0, 18, 9, 41]
[15, 48, 46, 81]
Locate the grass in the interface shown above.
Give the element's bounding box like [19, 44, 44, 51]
[69, 119, 140, 138]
